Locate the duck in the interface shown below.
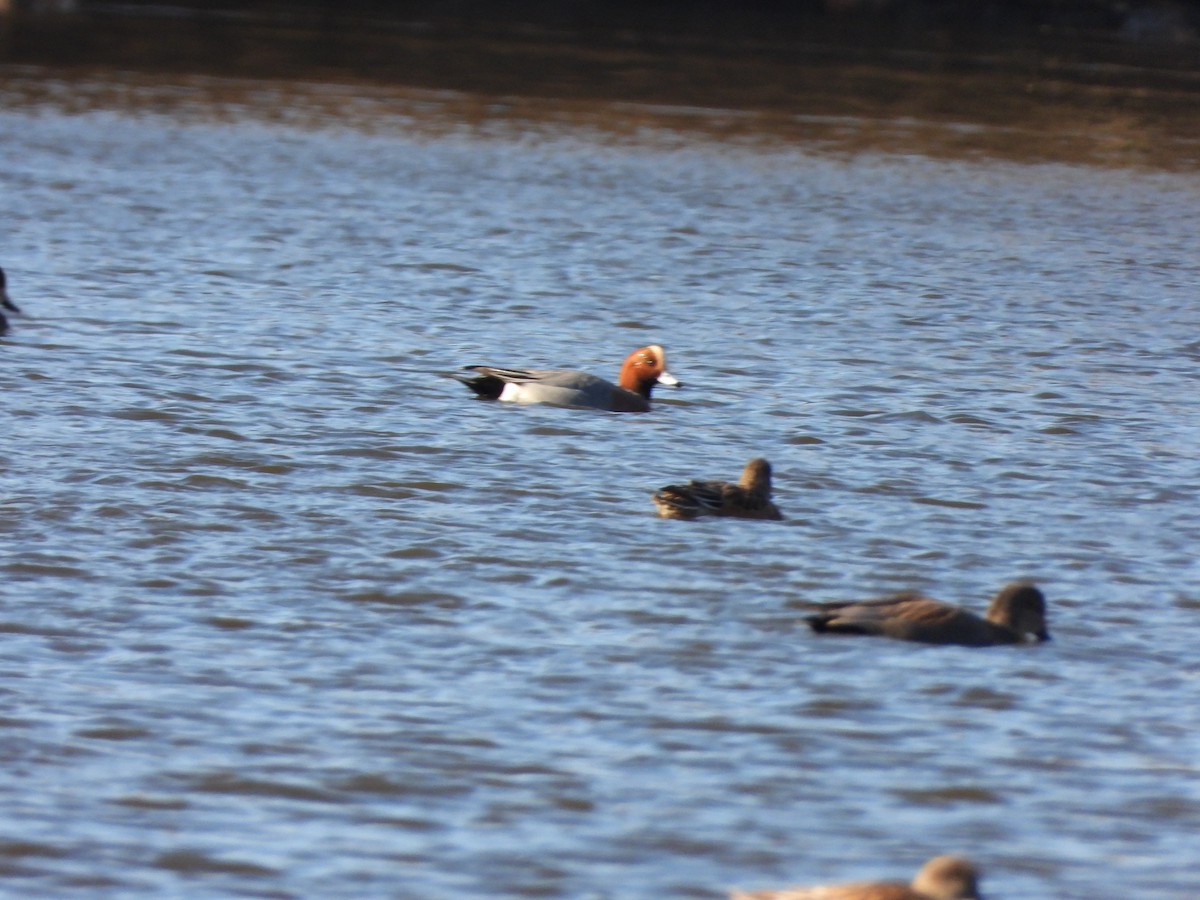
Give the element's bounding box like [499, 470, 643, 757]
[453, 344, 678, 412]
[652, 458, 783, 520]
[0, 266, 19, 336]
[730, 854, 983, 900]
[799, 581, 1049, 647]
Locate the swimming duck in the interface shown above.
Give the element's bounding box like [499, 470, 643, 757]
[730, 854, 983, 900]
[800, 581, 1049, 647]
[453, 344, 678, 412]
[652, 458, 783, 520]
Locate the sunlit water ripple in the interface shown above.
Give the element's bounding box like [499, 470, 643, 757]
[2, 69, 1199, 899]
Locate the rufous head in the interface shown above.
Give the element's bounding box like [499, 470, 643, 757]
[619, 345, 680, 398]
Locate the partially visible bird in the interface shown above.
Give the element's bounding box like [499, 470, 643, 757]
[0, 266, 20, 336]
[730, 854, 983, 900]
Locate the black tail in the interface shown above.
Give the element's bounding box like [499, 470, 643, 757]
[804, 614, 833, 633]
[452, 369, 505, 400]
[804, 614, 872, 636]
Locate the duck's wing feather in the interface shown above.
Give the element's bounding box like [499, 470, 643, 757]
[653, 479, 728, 517]
[454, 366, 613, 403]
[460, 365, 571, 384]
[803, 595, 961, 636]
[731, 883, 921, 900]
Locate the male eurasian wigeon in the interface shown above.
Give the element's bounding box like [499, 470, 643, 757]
[0, 266, 19, 336]
[453, 344, 679, 412]
[730, 854, 983, 900]
[799, 581, 1049, 647]
[652, 458, 783, 520]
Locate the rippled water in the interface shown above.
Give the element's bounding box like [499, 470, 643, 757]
[3, 67, 1200, 899]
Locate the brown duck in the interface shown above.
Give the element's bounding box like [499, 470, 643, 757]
[730, 854, 983, 900]
[652, 458, 783, 521]
[800, 581, 1049, 647]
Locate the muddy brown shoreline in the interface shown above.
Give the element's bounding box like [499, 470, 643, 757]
[3, 7, 1199, 168]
